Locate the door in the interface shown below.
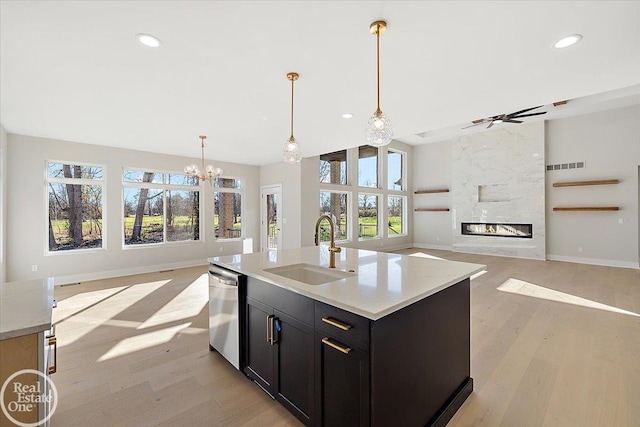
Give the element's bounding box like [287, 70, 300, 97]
[244, 297, 275, 396]
[261, 184, 282, 252]
[315, 331, 370, 427]
[274, 311, 315, 425]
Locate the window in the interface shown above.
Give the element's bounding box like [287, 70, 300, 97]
[358, 194, 378, 239]
[320, 149, 347, 185]
[47, 162, 104, 251]
[388, 196, 406, 236]
[388, 149, 404, 190]
[214, 177, 243, 239]
[358, 145, 378, 188]
[123, 170, 200, 245]
[319, 191, 348, 242]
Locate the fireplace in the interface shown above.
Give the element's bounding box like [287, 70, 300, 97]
[461, 222, 532, 238]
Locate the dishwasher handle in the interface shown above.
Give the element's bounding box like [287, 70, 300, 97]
[209, 265, 240, 286]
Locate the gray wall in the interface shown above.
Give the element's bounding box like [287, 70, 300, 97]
[0, 125, 6, 282]
[6, 134, 260, 283]
[412, 141, 453, 249]
[545, 105, 640, 268]
[413, 104, 640, 268]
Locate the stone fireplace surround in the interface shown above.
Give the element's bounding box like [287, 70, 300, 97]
[451, 122, 545, 260]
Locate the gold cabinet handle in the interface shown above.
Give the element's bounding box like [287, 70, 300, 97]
[48, 336, 57, 374]
[321, 317, 352, 331]
[322, 337, 351, 354]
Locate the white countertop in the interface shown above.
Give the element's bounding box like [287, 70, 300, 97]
[209, 247, 485, 320]
[0, 278, 54, 340]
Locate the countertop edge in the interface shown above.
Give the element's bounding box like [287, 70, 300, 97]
[0, 323, 51, 341]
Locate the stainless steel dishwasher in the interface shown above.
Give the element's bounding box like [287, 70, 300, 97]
[208, 265, 243, 369]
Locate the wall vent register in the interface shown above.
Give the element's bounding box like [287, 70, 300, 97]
[461, 222, 532, 238]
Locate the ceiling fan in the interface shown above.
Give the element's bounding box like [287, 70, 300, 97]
[463, 105, 547, 129]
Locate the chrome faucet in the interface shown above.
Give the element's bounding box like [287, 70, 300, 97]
[314, 214, 342, 268]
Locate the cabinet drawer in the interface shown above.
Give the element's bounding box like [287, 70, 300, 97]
[247, 277, 314, 326]
[315, 301, 369, 351]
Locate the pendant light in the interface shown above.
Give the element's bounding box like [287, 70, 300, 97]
[365, 20, 393, 147]
[283, 72, 302, 163]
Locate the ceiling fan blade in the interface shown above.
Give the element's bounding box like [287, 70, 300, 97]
[486, 121, 495, 129]
[503, 119, 523, 123]
[506, 105, 543, 117]
[462, 122, 484, 129]
[509, 111, 547, 119]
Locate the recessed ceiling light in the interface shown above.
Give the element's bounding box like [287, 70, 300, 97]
[342, 113, 354, 119]
[136, 33, 161, 48]
[553, 34, 582, 49]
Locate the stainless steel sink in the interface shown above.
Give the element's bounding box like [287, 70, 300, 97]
[264, 263, 355, 285]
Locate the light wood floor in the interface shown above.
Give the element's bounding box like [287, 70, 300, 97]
[50, 250, 640, 426]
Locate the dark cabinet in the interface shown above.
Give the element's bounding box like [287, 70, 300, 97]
[243, 275, 472, 427]
[274, 311, 314, 424]
[244, 277, 315, 425]
[245, 297, 274, 394]
[315, 332, 369, 427]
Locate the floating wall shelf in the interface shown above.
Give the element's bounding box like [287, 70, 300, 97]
[553, 179, 619, 187]
[414, 189, 449, 194]
[415, 208, 450, 212]
[553, 207, 619, 211]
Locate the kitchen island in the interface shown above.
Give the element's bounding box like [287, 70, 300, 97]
[0, 278, 55, 426]
[209, 247, 484, 427]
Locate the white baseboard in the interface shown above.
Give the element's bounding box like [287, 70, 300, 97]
[383, 243, 414, 252]
[546, 254, 639, 270]
[412, 243, 453, 251]
[54, 259, 209, 286]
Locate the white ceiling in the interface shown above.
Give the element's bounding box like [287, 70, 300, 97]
[1, 1, 639, 166]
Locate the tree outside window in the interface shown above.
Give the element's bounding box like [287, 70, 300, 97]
[358, 194, 378, 239]
[214, 177, 243, 239]
[47, 162, 104, 251]
[319, 191, 348, 242]
[123, 169, 200, 245]
[319, 149, 347, 185]
[388, 196, 405, 236]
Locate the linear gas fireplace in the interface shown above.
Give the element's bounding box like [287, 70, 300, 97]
[461, 222, 532, 238]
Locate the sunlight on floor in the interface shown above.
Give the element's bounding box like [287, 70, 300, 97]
[55, 280, 172, 346]
[497, 278, 640, 317]
[409, 251, 487, 280]
[97, 322, 192, 362]
[408, 252, 445, 260]
[138, 274, 208, 329]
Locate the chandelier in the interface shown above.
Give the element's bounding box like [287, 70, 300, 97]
[365, 20, 393, 147]
[184, 135, 222, 184]
[283, 72, 302, 163]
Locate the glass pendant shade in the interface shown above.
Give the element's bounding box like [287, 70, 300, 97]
[366, 21, 393, 147]
[365, 110, 393, 147]
[283, 72, 302, 164]
[283, 137, 302, 164]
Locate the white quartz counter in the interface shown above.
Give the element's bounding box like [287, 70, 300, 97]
[0, 278, 54, 340]
[209, 247, 485, 320]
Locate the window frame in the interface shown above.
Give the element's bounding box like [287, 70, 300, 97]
[387, 148, 406, 192]
[121, 167, 203, 248]
[357, 192, 380, 240]
[213, 175, 245, 241]
[45, 159, 107, 255]
[319, 190, 351, 243]
[387, 195, 407, 238]
[319, 149, 349, 187]
[357, 145, 379, 189]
